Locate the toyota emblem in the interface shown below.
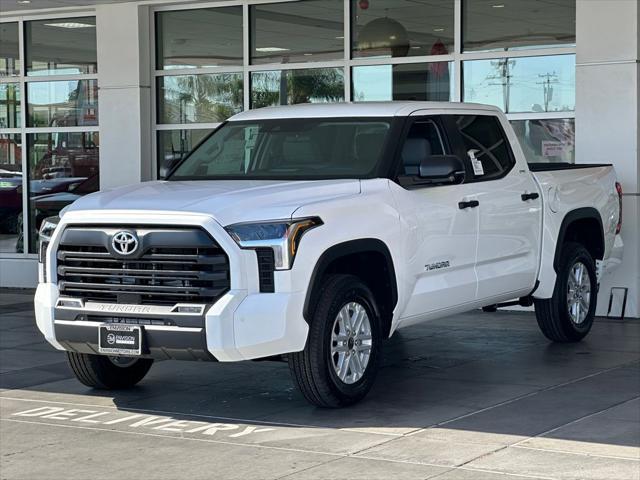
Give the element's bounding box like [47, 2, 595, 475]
[111, 231, 139, 256]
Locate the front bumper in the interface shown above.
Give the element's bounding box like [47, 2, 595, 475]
[36, 283, 308, 362]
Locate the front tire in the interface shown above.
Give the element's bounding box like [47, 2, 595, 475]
[67, 352, 153, 389]
[289, 275, 382, 407]
[534, 242, 597, 342]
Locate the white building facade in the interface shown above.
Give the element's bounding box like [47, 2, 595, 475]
[0, 0, 638, 318]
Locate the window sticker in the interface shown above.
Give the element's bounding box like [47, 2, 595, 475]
[542, 140, 570, 157]
[468, 149, 484, 176]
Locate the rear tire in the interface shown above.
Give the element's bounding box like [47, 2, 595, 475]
[534, 242, 597, 342]
[289, 274, 382, 407]
[67, 352, 153, 389]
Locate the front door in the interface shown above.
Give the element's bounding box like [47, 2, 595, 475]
[390, 116, 480, 323]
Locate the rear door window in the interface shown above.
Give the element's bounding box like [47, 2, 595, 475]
[451, 115, 515, 181]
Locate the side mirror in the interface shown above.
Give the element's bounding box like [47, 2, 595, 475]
[419, 155, 466, 184]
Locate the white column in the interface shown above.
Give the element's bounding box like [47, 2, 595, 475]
[575, 0, 639, 318]
[95, 3, 153, 189]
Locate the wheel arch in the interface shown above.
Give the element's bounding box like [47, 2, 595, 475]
[554, 207, 605, 272]
[303, 239, 398, 337]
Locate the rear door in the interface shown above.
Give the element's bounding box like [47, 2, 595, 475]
[446, 114, 542, 302]
[391, 115, 480, 322]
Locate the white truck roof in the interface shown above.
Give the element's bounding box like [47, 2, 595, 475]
[229, 101, 502, 121]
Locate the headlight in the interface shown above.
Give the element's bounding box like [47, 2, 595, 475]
[38, 215, 60, 244]
[225, 217, 322, 270]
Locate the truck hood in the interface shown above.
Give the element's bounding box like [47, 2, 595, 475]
[65, 179, 361, 225]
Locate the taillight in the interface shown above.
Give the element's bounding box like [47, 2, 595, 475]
[615, 182, 623, 234]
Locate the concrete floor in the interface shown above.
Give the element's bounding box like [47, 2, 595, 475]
[0, 288, 638, 480]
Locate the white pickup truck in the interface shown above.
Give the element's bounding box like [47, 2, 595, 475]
[35, 102, 624, 407]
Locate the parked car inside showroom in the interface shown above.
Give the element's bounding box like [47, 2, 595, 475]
[34, 102, 623, 407]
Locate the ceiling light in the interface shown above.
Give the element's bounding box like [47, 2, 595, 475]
[492, 4, 505, 7]
[255, 47, 290, 52]
[335, 36, 344, 39]
[303, 53, 313, 56]
[44, 22, 95, 28]
[433, 28, 445, 32]
[17, 0, 31, 4]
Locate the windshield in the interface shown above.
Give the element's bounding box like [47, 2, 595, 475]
[169, 117, 392, 180]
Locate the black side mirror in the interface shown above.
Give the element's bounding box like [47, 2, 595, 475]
[419, 155, 466, 184]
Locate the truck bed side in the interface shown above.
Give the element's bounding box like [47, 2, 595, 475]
[531, 165, 620, 299]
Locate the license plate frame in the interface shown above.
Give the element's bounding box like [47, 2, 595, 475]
[98, 324, 142, 356]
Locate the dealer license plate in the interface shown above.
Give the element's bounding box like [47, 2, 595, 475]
[98, 324, 142, 356]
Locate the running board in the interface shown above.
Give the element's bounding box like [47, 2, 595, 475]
[482, 296, 533, 312]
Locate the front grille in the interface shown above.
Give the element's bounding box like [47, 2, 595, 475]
[56, 226, 230, 306]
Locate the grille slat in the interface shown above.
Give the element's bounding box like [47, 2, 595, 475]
[59, 281, 227, 295]
[56, 227, 230, 306]
[58, 250, 227, 265]
[58, 266, 228, 281]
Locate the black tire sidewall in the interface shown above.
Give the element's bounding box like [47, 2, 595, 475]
[313, 276, 382, 404]
[67, 352, 153, 390]
[556, 244, 597, 337]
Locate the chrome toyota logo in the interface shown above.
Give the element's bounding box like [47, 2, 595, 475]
[111, 231, 139, 256]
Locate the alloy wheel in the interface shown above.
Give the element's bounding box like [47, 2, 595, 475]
[330, 302, 373, 384]
[567, 261, 591, 325]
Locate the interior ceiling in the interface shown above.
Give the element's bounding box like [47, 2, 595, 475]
[2, 0, 575, 51]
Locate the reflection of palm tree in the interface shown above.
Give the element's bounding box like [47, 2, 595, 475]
[290, 69, 343, 104]
[170, 74, 243, 123]
[252, 69, 344, 108]
[252, 72, 280, 108]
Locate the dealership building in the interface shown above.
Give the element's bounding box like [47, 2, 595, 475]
[0, 0, 638, 318]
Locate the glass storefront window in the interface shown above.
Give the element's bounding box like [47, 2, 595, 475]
[0, 83, 20, 128]
[0, 22, 20, 76]
[250, 0, 344, 65]
[157, 73, 243, 124]
[463, 55, 575, 113]
[157, 129, 211, 179]
[511, 118, 575, 164]
[27, 79, 98, 127]
[0, 134, 22, 253]
[463, 0, 575, 52]
[251, 68, 345, 108]
[25, 17, 97, 76]
[352, 62, 453, 102]
[26, 131, 99, 253]
[352, 0, 454, 59]
[156, 7, 243, 70]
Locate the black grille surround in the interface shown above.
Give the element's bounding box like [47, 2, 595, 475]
[56, 226, 230, 306]
[255, 248, 275, 293]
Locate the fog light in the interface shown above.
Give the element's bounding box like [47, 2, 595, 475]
[56, 298, 84, 308]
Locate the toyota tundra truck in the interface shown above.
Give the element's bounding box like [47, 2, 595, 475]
[34, 102, 624, 407]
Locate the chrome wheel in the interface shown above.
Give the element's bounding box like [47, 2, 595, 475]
[108, 356, 138, 368]
[567, 261, 591, 325]
[330, 302, 373, 384]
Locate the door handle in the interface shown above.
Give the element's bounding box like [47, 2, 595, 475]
[458, 200, 480, 209]
[521, 192, 540, 201]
